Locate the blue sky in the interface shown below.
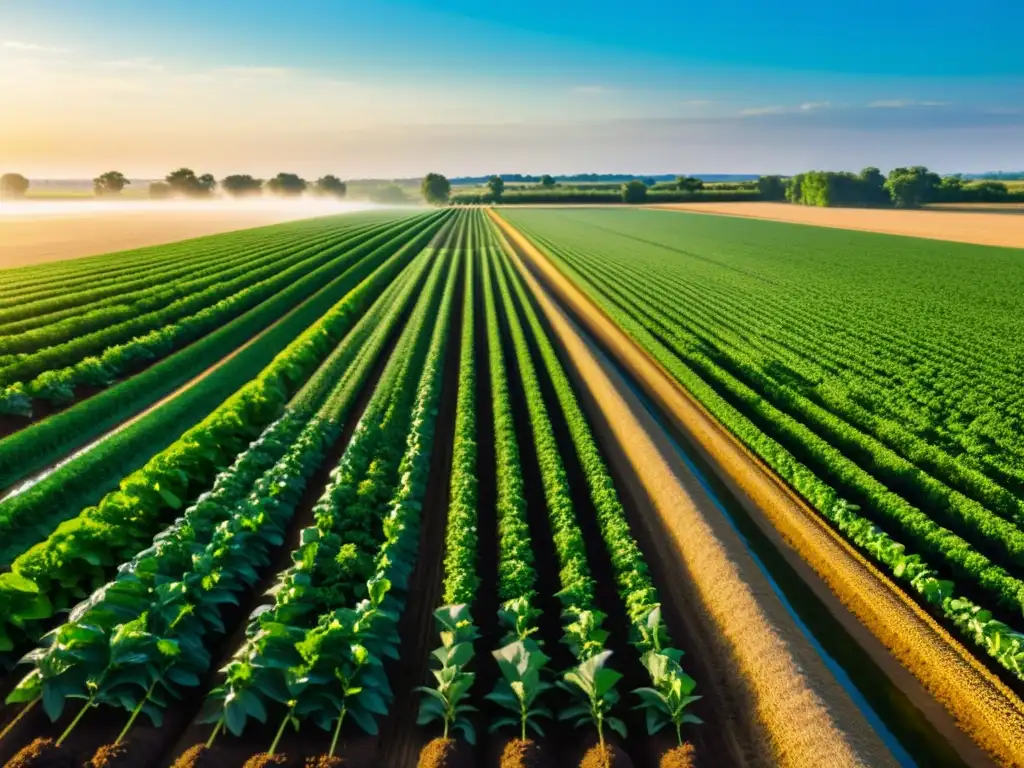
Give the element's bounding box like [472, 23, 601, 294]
[2, 0, 1022, 176]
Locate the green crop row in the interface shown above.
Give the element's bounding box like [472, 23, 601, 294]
[0, 211, 451, 653]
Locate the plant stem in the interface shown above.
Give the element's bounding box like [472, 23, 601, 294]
[115, 680, 158, 746]
[268, 708, 293, 756]
[328, 708, 346, 758]
[205, 719, 224, 749]
[443, 717, 449, 741]
[676, 720, 682, 747]
[56, 697, 94, 747]
[0, 697, 39, 744]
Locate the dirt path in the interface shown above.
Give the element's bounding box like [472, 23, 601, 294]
[646, 202, 1024, 249]
[488, 209, 1024, 767]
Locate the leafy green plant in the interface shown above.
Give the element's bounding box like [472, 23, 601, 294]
[416, 605, 479, 745]
[558, 650, 627, 748]
[486, 640, 554, 741]
[632, 650, 702, 746]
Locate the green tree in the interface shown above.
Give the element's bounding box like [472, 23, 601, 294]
[756, 175, 787, 201]
[315, 175, 347, 198]
[148, 182, 172, 199]
[266, 173, 308, 197]
[676, 175, 704, 193]
[372, 184, 408, 204]
[859, 167, 889, 206]
[165, 168, 216, 197]
[0, 173, 30, 199]
[421, 173, 451, 205]
[487, 175, 505, 199]
[884, 166, 941, 208]
[622, 180, 648, 203]
[93, 171, 130, 196]
[540, 174, 556, 188]
[221, 175, 264, 197]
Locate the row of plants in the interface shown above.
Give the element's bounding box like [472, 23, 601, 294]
[0, 214, 371, 303]
[0, 211, 452, 656]
[0, 235, 440, 766]
[0, 217, 415, 400]
[550, 240, 1024, 574]
[519, 226, 1024, 682]
[0, 218, 369, 335]
[195, 224, 463, 763]
[417, 221, 481, 759]
[494, 239, 701, 752]
[0, 212, 444, 494]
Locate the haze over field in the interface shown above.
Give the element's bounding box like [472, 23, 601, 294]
[2, 0, 1023, 177]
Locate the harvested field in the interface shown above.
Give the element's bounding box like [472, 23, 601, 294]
[0, 201, 393, 267]
[647, 201, 1024, 248]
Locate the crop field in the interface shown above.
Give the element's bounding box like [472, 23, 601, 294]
[2, 204, 1024, 768]
[501, 209, 1024, 687]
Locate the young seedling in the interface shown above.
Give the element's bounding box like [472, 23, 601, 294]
[497, 596, 543, 645]
[416, 604, 479, 744]
[632, 650, 702, 746]
[558, 650, 627, 752]
[486, 639, 554, 741]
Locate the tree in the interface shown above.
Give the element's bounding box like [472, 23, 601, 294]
[0, 173, 30, 199]
[315, 175, 347, 198]
[622, 180, 648, 204]
[266, 173, 308, 197]
[149, 182, 172, 199]
[487, 175, 505, 199]
[93, 171, 130, 196]
[372, 184, 408, 204]
[421, 173, 451, 205]
[540, 174, 556, 188]
[756, 175, 787, 201]
[165, 168, 216, 197]
[859, 167, 889, 206]
[676, 175, 704, 193]
[221, 175, 264, 197]
[884, 166, 941, 208]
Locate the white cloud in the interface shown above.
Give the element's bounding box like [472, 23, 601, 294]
[867, 99, 951, 108]
[101, 57, 166, 73]
[799, 101, 831, 111]
[2, 40, 69, 53]
[740, 105, 788, 116]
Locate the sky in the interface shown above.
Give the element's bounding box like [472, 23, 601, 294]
[2, 0, 1023, 178]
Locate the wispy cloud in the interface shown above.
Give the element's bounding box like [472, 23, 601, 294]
[571, 85, 608, 95]
[2, 40, 69, 53]
[739, 105, 788, 116]
[867, 99, 951, 108]
[799, 101, 831, 111]
[101, 57, 166, 73]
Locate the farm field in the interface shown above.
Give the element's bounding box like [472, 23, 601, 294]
[0, 202, 392, 268]
[647, 201, 1024, 248]
[1, 205, 1024, 768]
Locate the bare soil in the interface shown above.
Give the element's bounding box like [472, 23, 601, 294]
[647, 202, 1024, 249]
[0, 207, 329, 269]
[491, 209, 899, 768]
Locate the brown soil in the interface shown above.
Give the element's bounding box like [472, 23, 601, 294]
[4, 738, 77, 768]
[499, 739, 550, 768]
[242, 753, 298, 768]
[0, 208, 330, 269]
[646, 202, 1024, 249]
[490, 209, 899, 768]
[304, 757, 346, 768]
[169, 744, 222, 768]
[579, 742, 635, 768]
[416, 737, 474, 768]
[660, 744, 698, 768]
[87, 742, 128, 767]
